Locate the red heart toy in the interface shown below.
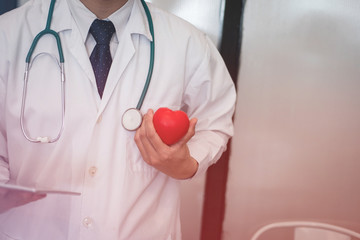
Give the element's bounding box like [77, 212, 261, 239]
[153, 108, 190, 145]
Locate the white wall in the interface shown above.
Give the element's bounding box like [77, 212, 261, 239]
[148, 0, 224, 47]
[224, 0, 360, 239]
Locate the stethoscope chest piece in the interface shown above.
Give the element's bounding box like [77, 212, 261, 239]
[122, 108, 143, 131]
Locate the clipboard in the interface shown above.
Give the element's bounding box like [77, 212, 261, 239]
[0, 182, 81, 196]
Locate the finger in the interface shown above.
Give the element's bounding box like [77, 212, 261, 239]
[144, 109, 167, 151]
[7, 191, 46, 207]
[30, 193, 47, 201]
[0, 191, 46, 214]
[0, 188, 8, 197]
[16, 192, 42, 203]
[134, 122, 150, 162]
[135, 111, 160, 165]
[176, 118, 197, 146]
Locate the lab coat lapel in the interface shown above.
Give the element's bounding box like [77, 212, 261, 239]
[41, 0, 98, 99]
[67, 22, 97, 87]
[98, 34, 135, 116]
[97, 0, 153, 116]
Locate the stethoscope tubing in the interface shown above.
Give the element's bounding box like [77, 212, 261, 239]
[122, 0, 155, 131]
[137, 0, 155, 110]
[20, 56, 66, 143]
[21, 0, 65, 143]
[26, 0, 64, 63]
[20, 0, 155, 142]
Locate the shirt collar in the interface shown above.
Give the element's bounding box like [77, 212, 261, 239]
[39, 0, 153, 44]
[64, 0, 152, 43]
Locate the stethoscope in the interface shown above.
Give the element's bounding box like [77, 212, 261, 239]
[20, 0, 155, 143]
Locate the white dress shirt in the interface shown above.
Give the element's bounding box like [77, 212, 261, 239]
[67, 0, 134, 58]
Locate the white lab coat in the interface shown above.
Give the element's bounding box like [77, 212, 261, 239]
[0, 0, 235, 239]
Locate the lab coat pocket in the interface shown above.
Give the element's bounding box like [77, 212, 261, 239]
[126, 136, 156, 175]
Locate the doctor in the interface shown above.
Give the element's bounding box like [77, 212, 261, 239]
[0, 0, 235, 239]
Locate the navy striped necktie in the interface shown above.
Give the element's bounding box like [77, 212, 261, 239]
[89, 19, 116, 98]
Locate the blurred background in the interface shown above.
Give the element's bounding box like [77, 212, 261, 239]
[2, 0, 360, 239]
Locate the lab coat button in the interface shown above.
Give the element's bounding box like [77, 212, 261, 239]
[96, 115, 102, 124]
[83, 217, 93, 228]
[89, 166, 97, 177]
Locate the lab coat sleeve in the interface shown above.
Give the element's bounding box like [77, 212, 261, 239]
[183, 35, 236, 178]
[0, 31, 10, 183]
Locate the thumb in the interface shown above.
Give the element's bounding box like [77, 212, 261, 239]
[176, 118, 197, 146]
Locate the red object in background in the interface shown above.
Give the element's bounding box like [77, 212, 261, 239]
[153, 108, 190, 145]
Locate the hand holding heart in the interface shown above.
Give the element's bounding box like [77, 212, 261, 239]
[134, 109, 199, 179]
